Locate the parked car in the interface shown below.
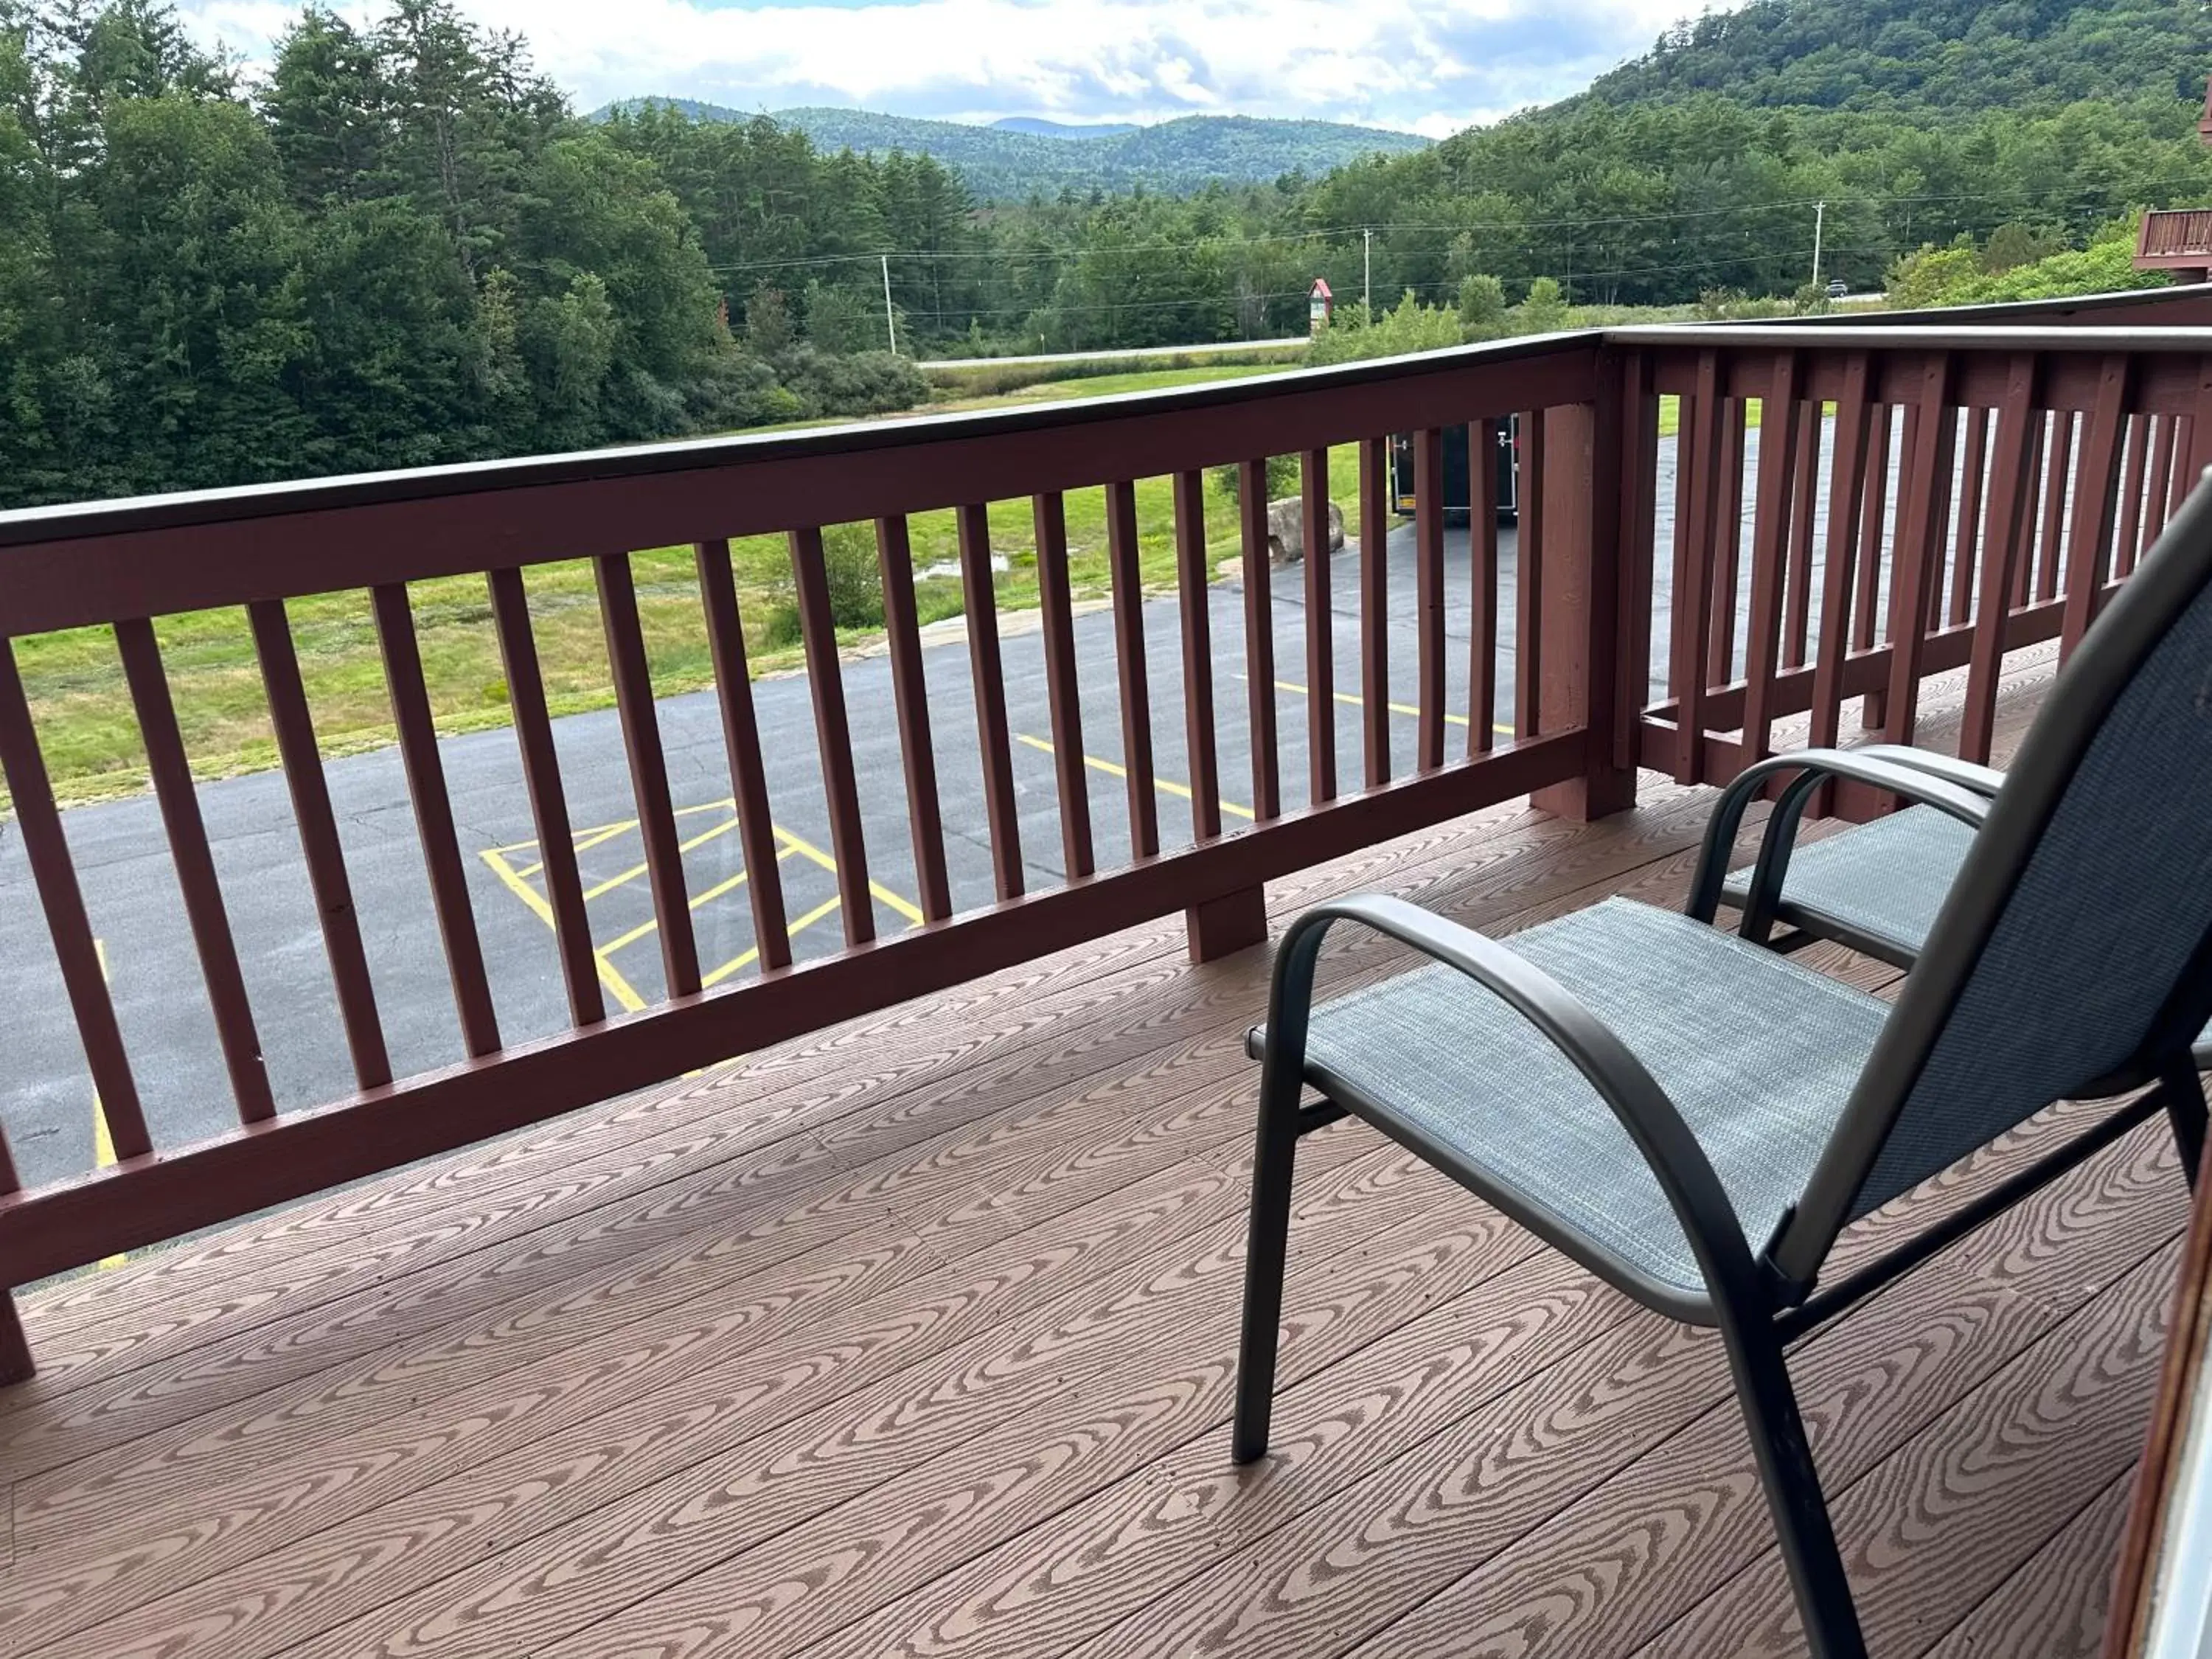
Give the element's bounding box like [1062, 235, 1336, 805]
[1388, 417, 1519, 523]
[1826, 278, 1849, 299]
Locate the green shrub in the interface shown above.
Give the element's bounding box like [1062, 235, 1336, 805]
[1209, 452, 1300, 504]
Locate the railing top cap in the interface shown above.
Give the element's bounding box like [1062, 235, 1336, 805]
[1601, 323, 2212, 349]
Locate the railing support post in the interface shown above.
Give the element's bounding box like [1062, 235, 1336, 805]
[0, 1289, 31, 1384]
[1531, 386, 1638, 822]
[1187, 885, 1268, 964]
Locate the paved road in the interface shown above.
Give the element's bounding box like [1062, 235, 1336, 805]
[4, 417, 1947, 1197]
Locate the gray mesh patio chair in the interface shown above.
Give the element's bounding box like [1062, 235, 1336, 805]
[1685, 734, 2212, 1072]
[1235, 475, 2212, 1659]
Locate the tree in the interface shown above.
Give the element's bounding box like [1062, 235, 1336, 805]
[1456, 274, 1508, 338]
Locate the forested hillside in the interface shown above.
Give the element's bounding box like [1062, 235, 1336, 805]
[1580, 0, 2206, 112]
[600, 100, 1429, 198]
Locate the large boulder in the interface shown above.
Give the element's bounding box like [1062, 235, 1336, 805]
[1263, 496, 1346, 564]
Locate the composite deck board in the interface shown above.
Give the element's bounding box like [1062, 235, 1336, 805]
[0, 648, 2152, 1659]
[1919, 1469, 2133, 1658]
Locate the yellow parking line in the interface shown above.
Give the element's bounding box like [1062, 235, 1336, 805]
[580, 814, 748, 902]
[771, 827, 927, 926]
[501, 799, 738, 877]
[1256, 674, 1515, 738]
[478, 846, 651, 1015]
[1015, 734, 1256, 822]
[701, 895, 846, 989]
[91, 941, 126, 1268]
[598, 844, 804, 957]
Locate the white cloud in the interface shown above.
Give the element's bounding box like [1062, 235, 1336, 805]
[178, 0, 1700, 133]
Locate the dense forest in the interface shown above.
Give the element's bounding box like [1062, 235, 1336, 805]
[3, 0, 2211, 512]
[603, 101, 1430, 198]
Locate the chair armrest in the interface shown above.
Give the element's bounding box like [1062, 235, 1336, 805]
[1262, 894, 1770, 1317]
[1853, 744, 2006, 798]
[1686, 748, 1993, 935]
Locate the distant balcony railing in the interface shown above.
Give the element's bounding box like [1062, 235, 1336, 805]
[2138, 209, 2212, 268]
[0, 316, 2208, 1379]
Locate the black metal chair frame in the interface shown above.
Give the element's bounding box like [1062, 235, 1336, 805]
[1236, 482, 2212, 1659]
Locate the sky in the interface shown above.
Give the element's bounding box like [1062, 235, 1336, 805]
[175, 0, 1707, 139]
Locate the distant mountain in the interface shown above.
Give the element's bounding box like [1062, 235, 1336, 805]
[594, 100, 1427, 198]
[1572, 0, 2207, 114]
[990, 117, 1140, 140]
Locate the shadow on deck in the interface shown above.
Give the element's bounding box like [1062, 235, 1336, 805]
[0, 645, 2178, 1659]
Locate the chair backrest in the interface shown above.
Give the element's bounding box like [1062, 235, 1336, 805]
[1775, 467, 2212, 1285]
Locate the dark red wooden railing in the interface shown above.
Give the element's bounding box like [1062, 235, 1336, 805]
[0, 319, 2207, 1380]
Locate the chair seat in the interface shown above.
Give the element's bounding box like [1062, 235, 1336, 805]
[1719, 805, 2212, 1056]
[1262, 898, 1889, 1307]
[1719, 805, 1972, 964]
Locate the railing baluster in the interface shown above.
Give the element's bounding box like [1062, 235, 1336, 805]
[1614, 369, 1659, 773]
[1670, 358, 1723, 784]
[1879, 355, 1958, 751]
[874, 515, 953, 922]
[2142, 414, 2177, 564]
[1705, 397, 1745, 688]
[597, 552, 704, 991]
[959, 503, 1024, 900]
[2036, 409, 2073, 604]
[486, 567, 605, 1025]
[1105, 479, 1159, 860]
[115, 616, 279, 1115]
[1949, 406, 1989, 627]
[1239, 460, 1281, 821]
[1171, 472, 1221, 842]
[1853, 403, 1893, 732]
[2114, 411, 2151, 582]
[1298, 448, 1335, 804]
[2059, 356, 2133, 659]
[1359, 437, 1392, 787]
[1411, 428, 1447, 771]
[695, 540, 792, 970]
[0, 639, 148, 1156]
[1808, 354, 1874, 813]
[248, 598, 393, 1085]
[1470, 418, 1501, 759]
[1961, 355, 2043, 765]
[2167, 413, 2197, 523]
[1739, 352, 1803, 765]
[1032, 491, 1094, 880]
[371, 585, 500, 1056]
[1516, 408, 1546, 742]
[2013, 413, 2045, 611]
[787, 528, 874, 947]
[1782, 398, 1820, 671]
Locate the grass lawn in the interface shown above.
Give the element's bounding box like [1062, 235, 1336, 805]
[10, 365, 1745, 807]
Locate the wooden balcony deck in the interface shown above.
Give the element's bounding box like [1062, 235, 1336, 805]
[0, 648, 2183, 1659]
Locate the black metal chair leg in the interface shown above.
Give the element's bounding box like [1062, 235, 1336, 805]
[1721, 1313, 1868, 1659]
[1233, 1043, 1304, 1464]
[2162, 1060, 2207, 1189]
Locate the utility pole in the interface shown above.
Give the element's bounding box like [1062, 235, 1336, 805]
[1362, 228, 1372, 315]
[1811, 201, 1826, 288]
[881, 253, 898, 355]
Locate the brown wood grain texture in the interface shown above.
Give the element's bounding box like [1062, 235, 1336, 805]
[1961, 355, 2043, 767]
[1612, 371, 1658, 773]
[1106, 478, 1160, 858]
[1171, 471, 1223, 842]
[114, 615, 280, 1116]
[1706, 397, 1746, 689]
[0, 639, 147, 1158]
[1739, 352, 1803, 764]
[1784, 397, 1822, 671]
[873, 515, 954, 921]
[368, 583, 500, 1057]
[1669, 356, 1723, 784]
[1926, 1470, 2131, 1659]
[1358, 436, 1392, 787]
[786, 527, 874, 949]
[1470, 417, 1501, 758]
[696, 539, 795, 966]
[1879, 354, 1958, 752]
[2059, 356, 2135, 659]
[1516, 408, 1547, 741]
[1806, 355, 1875, 815]
[1032, 490, 1096, 878]
[1238, 459, 1281, 820]
[246, 599, 392, 1088]
[958, 503, 1023, 900]
[1301, 448, 1336, 804]
[597, 549, 707, 987]
[486, 566, 608, 1025]
[1411, 428, 1447, 771]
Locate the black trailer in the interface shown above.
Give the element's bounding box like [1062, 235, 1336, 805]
[1388, 419, 1519, 521]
